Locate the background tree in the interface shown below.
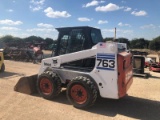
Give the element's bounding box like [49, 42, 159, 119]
[23, 36, 44, 43]
[0, 35, 55, 49]
[117, 38, 130, 48]
[149, 36, 160, 51]
[103, 37, 114, 42]
[130, 38, 149, 49]
[45, 38, 54, 45]
[144, 40, 150, 49]
[0, 35, 14, 43]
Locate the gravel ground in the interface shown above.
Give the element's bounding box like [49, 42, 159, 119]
[0, 60, 160, 120]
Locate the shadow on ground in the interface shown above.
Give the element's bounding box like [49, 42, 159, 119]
[90, 96, 160, 120]
[149, 75, 160, 79]
[134, 72, 160, 79]
[32, 90, 160, 120]
[0, 71, 25, 78]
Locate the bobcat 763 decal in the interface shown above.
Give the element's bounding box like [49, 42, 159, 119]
[96, 53, 115, 71]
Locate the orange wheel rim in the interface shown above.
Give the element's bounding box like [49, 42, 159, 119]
[40, 78, 53, 95]
[70, 85, 87, 104]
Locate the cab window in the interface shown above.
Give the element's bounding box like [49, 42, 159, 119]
[91, 29, 103, 44]
[59, 29, 85, 55]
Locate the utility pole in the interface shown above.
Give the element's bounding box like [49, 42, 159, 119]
[114, 27, 116, 41]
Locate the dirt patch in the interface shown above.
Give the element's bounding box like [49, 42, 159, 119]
[0, 60, 160, 120]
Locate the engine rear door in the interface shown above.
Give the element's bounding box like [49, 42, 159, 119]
[117, 52, 133, 98]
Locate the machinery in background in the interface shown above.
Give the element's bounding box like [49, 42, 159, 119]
[0, 49, 5, 72]
[145, 57, 160, 72]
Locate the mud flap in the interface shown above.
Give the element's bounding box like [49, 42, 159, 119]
[14, 74, 38, 95]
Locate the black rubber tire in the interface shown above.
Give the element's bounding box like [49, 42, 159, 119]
[0, 63, 5, 72]
[67, 76, 97, 109]
[37, 71, 61, 100]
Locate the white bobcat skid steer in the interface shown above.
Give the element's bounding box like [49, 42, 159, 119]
[36, 42, 133, 109]
[14, 26, 133, 109]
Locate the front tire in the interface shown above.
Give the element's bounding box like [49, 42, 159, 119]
[67, 76, 97, 109]
[37, 71, 61, 100]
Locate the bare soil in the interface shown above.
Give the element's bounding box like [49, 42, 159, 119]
[0, 60, 160, 120]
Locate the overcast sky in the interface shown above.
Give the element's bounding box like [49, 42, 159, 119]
[0, 0, 160, 40]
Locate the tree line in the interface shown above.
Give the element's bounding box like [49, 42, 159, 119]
[0, 35, 57, 49]
[0, 35, 160, 51]
[104, 36, 160, 51]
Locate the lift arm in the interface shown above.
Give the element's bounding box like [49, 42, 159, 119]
[38, 45, 97, 75]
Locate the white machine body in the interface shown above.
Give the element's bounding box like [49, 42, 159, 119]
[38, 42, 133, 99]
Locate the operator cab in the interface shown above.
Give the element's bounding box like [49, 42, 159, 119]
[54, 26, 103, 71]
[55, 26, 103, 56]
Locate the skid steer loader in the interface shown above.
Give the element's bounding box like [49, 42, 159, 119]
[0, 50, 5, 72]
[14, 26, 133, 109]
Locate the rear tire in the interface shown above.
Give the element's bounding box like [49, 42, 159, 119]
[67, 76, 97, 109]
[0, 63, 5, 72]
[37, 71, 61, 100]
